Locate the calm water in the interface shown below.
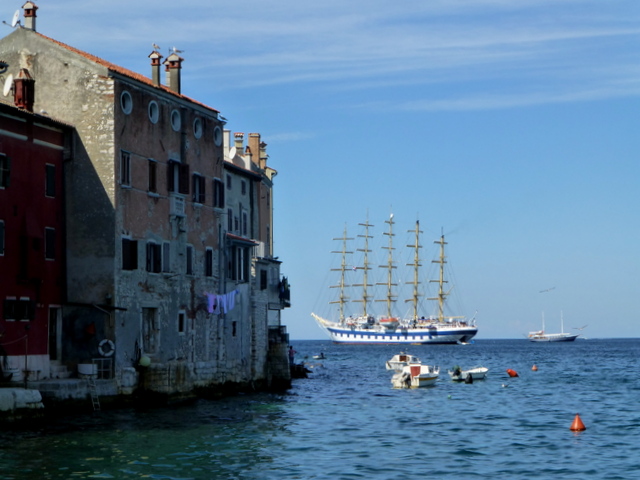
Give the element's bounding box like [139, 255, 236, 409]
[1, 339, 639, 480]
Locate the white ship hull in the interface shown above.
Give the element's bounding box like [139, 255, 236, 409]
[313, 314, 477, 345]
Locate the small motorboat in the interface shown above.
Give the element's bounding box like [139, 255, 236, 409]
[386, 353, 421, 372]
[312, 353, 326, 360]
[391, 363, 439, 389]
[448, 366, 489, 382]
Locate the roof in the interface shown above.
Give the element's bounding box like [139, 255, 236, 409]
[0, 100, 74, 129]
[35, 32, 220, 114]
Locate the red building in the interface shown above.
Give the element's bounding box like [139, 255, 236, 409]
[0, 96, 72, 381]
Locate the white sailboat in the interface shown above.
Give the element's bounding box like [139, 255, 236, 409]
[528, 311, 579, 342]
[311, 216, 478, 345]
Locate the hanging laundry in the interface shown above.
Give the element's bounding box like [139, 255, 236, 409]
[204, 290, 240, 315]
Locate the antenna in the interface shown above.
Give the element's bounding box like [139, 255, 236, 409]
[228, 146, 237, 158]
[3, 74, 13, 97]
[10, 9, 19, 27]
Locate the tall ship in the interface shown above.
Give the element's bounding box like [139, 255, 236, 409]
[311, 216, 478, 344]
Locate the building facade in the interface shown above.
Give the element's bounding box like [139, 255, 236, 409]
[0, 3, 290, 402]
[0, 99, 72, 383]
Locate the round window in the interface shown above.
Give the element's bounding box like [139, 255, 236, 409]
[148, 101, 159, 124]
[120, 91, 133, 115]
[193, 118, 203, 139]
[213, 126, 223, 146]
[171, 109, 181, 131]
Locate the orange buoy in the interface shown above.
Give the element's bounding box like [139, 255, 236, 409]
[532, 365, 538, 371]
[570, 414, 586, 431]
[506, 368, 519, 377]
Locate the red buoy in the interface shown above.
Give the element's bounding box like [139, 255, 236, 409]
[506, 369, 518, 377]
[532, 365, 538, 371]
[570, 414, 586, 431]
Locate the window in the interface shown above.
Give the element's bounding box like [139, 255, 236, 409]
[120, 91, 133, 114]
[45, 164, 56, 197]
[122, 238, 138, 270]
[171, 109, 181, 131]
[260, 270, 268, 290]
[228, 245, 250, 282]
[241, 180, 247, 195]
[167, 160, 189, 194]
[226, 174, 232, 190]
[213, 178, 224, 208]
[192, 174, 205, 204]
[213, 126, 223, 146]
[232, 321, 237, 337]
[242, 211, 248, 236]
[0, 154, 10, 188]
[148, 159, 157, 193]
[205, 248, 213, 277]
[193, 118, 203, 139]
[120, 150, 131, 186]
[146, 242, 162, 273]
[0, 220, 4, 256]
[148, 101, 159, 124]
[45, 228, 55, 260]
[162, 242, 171, 273]
[227, 208, 233, 232]
[3, 298, 35, 321]
[186, 245, 193, 275]
[178, 311, 186, 334]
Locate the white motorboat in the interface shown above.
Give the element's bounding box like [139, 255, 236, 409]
[391, 363, 439, 389]
[448, 366, 489, 382]
[386, 353, 421, 372]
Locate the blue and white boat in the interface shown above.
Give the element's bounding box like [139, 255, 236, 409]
[311, 217, 478, 345]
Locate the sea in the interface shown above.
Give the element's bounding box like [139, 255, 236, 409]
[1, 338, 639, 480]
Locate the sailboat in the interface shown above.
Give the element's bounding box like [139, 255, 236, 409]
[311, 216, 478, 345]
[527, 311, 579, 342]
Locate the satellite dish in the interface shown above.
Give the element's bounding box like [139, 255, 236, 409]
[3, 74, 13, 97]
[10, 9, 19, 28]
[228, 146, 237, 158]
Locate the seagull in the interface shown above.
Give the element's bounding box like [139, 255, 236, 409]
[171, 46, 184, 54]
[152, 43, 161, 51]
[539, 287, 556, 293]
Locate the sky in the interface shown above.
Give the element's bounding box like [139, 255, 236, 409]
[4, 0, 639, 339]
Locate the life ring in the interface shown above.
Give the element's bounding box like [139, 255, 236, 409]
[98, 339, 115, 357]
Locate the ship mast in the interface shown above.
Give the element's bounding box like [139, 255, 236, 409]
[376, 213, 397, 318]
[353, 218, 374, 317]
[405, 220, 422, 321]
[329, 226, 353, 322]
[428, 234, 448, 323]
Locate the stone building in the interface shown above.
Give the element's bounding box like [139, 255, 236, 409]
[0, 3, 291, 404]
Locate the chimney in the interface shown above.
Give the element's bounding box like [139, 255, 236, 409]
[234, 132, 244, 152]
[164, 52, 183, 94]
[248, 133, 261, 167]
[14, 68, 35, 112]
[149, 49, 163, 87]
[23, 2, 38, 31]
[259, 141, 268, 170]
